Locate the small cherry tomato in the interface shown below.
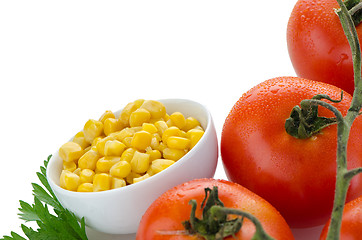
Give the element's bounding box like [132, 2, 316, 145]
[136, 178, 294, 240]
[221, 76, 362, 228]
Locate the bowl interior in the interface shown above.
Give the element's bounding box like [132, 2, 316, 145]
[47, 98, 212, 194]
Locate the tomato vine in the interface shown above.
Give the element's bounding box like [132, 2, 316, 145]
[317, 1, 362, 239]
[287, 0, 362, 239]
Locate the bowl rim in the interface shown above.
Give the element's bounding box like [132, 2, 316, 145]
[46, 98, 214, 198]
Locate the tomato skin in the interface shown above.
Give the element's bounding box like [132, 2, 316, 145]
[320, 195, 362, 239]
[287, 0, 362, 95]
[220, 77, 362, 228]
[136, 178, 294, 240]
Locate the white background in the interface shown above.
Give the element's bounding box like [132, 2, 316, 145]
[0, 0, 325, 239]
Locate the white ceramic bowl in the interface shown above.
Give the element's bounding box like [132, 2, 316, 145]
[47, 99, 218, 234]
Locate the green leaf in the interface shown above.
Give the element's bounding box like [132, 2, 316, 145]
[18, 200, 40, 222]
[2, 155, 89, 240]
[0, 231, 26, 240]
[36, 172, 54, 197]
[32, 183, 60, 210]
[21, 224, 58, 240]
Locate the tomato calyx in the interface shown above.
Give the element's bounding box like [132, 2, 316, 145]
[285, 93, 343, 139]
[182, 186, 275, 240]
[182, 186, 242, 240]
[340, 0, 362, 26]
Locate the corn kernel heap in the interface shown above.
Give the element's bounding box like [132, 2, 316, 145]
[58, 99, 205, 192]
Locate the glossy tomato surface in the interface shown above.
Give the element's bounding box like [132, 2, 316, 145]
[136, 178, 294, 240]
[287, 0, 362, 95]
[220, 77, 362, 228]
[320, 195, 362, 239]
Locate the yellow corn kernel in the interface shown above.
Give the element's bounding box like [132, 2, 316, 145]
[163, 148, 186, 161]
[148, 159, 175, 176]
[72, 131, 90, 150]
[96, 156, 121, 173]
[130, 151, 150, 173]
[142, 123, 158, 134]
[166, 118, 174, 127]
[166, 136, 190, 150]
[150, 135, 160, 150]
[149, 118, 163, 124]
[187, 129, 205, 149]
[77, 183, 94, 192]
[104, 118, 124, 136]
[79, 169, 95, 183]
[73, 168, 81, 176]
[155, 142, 167, 152]
[120, 148, 136, 162]
[126, 171, 141, 184]
[78, 149, 99, 170]
[193, 125, 204, 131]
[99, 110, 115, 123]
[129, 108, 151, 127]
[119, 101, 140, 126]
[146, 149, 162, 161]
[108, 128, 133, 142]
[83, 146, 92, 153]
[83, 119, 104, 143]
[183, 117, 201, 131]
[154, 120, 168, 136]
[164, 113, 170, 121]
[59, 142, 83, 162]
[94, 137, 107, 156]
[93, 173, 112, 192]
[91, 136, 103, 148]
[180, 130, 188, 138]
[162, 126, 182, 143]
[110, 160, 132, 178]
[63, 161, 77, 172]
[60, 170, 81, 191]
[104, 140, 126, 156]
[129, 126, 143, 133]
[131, 130, 152, 151]
[122, 137, 133, 148]
[133, 173, 150, 184]
[140, 100, 166, 119]
[133, 99, 145, 108]
[169, 112, 186, 129]
[153, 133, 162, 141]
[111, 177, 126, 189]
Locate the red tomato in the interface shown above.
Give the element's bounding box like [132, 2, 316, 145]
[220, 77, 362, 228]
[320, 195, 362, 239]
[136, 178, 294, 240]
[287, 0, 362, 95]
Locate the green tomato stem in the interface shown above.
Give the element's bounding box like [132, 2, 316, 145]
[284, 94, 343, 139]
[182, 186, 275, 240]
[344, 167, 362, 180]
[285, 1, 362, 238]
[325, 0, 362, 240]
[343, 0, 362, 25]
[209, 206, 275, 240]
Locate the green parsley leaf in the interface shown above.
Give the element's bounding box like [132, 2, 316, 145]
[1, 155, 88, 240]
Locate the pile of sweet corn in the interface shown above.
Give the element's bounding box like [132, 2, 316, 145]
[58, 99, 205, 192]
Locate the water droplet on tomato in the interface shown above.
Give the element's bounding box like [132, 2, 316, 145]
[176, 192, 185, 198]
[270, 86, 280, 94]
